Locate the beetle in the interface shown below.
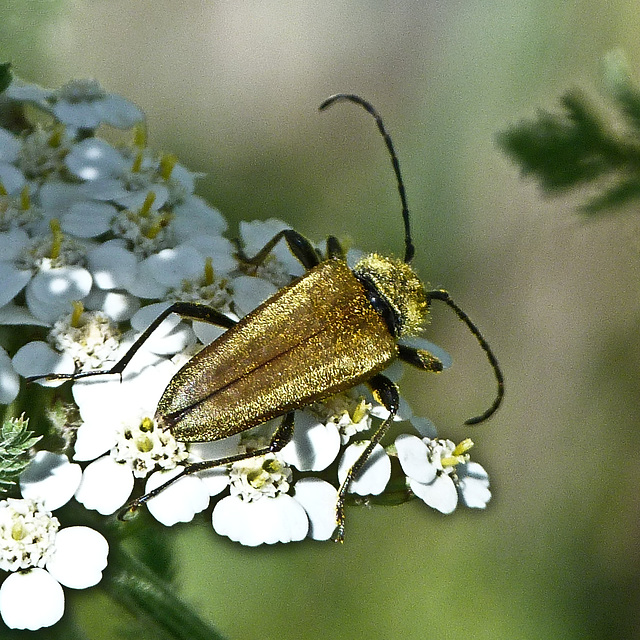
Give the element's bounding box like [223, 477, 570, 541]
[33, 94, 503, 541]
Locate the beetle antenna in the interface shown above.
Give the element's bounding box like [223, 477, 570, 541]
[427, 289, 504, 424]
[319, 94, 415, 264]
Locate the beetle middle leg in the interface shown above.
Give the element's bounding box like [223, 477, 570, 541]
[334, 373, 399, 542]
[120, 411, 296, 518]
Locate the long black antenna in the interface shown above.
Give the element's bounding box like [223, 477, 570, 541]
[319, 94, 415, 263]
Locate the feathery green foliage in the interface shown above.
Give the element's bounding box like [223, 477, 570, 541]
[498, 51, 640, 214]
[0, 414, 41, 495]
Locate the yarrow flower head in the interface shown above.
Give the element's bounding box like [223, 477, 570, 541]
[0, 450, 108, 631]
[395, 434, 491, 514]
[0, 74, 496, 561]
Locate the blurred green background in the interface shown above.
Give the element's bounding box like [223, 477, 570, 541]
[3, 1, 640, 638]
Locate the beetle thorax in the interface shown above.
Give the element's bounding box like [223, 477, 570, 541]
[352, 253, 429, 337]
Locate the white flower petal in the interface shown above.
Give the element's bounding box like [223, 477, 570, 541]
[173, 197, 227, 240]
[11, 341, 75, 386]
[230, 275, 278, 316]
[143, 246, 205, 288]
[84, 289, 140, 322]
[0, 345, 19, 404]
[292, 477, 338, 541]
[395, 433, 437, 484]
[409, 474, 458, 514]
[280, 410, 341, 471]
[0, 261, 31, 308]
[66, 138, 126, 181]
[46, 526, 109, 589]
[145, 468, 210, 526]
[0, 163, 25, 194]
[0, 568, 64, 630]
[86, 241, 137, 289]
[183, 234, 236, 273]
[457, 461, 491, 509]
[75, 456, 134, 515]
[61, 200, 117, 237]
[26, 266, 93, 324]
[212, 494, 308, 546]
[20, 452, 82, 511]
[72, 411, 119, 461]
[0, 227, 29, 260]
[337, 442, 391, 496]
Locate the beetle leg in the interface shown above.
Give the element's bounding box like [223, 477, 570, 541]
[239, 228, 322, 271]
[397, 344, 444, 372]
[334, 374, 399, 542]
[27, 301, 238, 383]
[118, 412, 296, 519]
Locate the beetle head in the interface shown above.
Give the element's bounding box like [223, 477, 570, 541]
[353, 253, 428, 338]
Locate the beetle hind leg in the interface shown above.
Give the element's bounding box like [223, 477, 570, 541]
[334, 374, 399, 542]
[118, 412, 296, 520]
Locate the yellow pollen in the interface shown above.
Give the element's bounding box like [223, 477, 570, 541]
[136, 435, 154, 453]
[12, 522, 26, 541]
[204, 257, 214, 285]
[140, 417, 154, 432]
[49, 218, 63, 260]
[247, 469, 269, 488]
[352, 397, 368, 424]
[453, 438, 474, 456]
[70, 300, 84, 328]
[160, 153, 177, 181]
[20, 185, 30, 210]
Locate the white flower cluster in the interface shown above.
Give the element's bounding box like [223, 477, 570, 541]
[0, 76, 493, 629]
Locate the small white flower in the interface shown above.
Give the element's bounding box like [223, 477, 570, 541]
[70, 358, 209, 523]
[8, 78, 144, 130]
[0, 498, 108, 630]
[395, 433, 491, 514]
[211, 449, 326, 546]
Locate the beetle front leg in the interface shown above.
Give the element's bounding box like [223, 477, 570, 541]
[27, 301, 238, 384]
[334, 374, 399, 542]
[119, 412, 296, 519]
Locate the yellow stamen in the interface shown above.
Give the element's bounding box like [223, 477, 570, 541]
[139, 191, 156, 217]
[48, 124, 64, 148]
[133, 123, 147, 148]
[49, 218, 63, 260]
[160, 153, 177, 181]
[70, 301, 84, 328]
[204, 257, 214, 285]
[20, 185, 30, 210]
[131, 149, 144, 174]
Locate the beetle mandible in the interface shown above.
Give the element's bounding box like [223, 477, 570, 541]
[33, 94, 503, 541]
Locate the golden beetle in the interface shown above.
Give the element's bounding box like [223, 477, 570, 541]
[34, 94, 503, 541]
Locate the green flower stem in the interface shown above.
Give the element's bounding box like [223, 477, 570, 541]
[103, 545, 228, 640]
